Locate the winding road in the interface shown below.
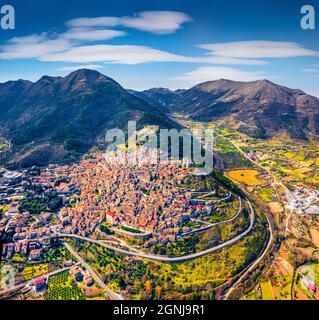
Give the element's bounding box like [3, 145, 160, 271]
[217, 133, 276, 299]
[224, 204, 273, 300]
[220, 133, 295, 236]
[64, 242, 124, 300]
[181, 196, 242, 236]
[53, 198, 255, 264]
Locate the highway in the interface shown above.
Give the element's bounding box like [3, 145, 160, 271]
[0, 249, 124, 300]
[220, 133, 298, 237]
[167, 119, 276, 297]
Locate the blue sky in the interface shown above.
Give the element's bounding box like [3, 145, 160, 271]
[0, 0, 319, 95]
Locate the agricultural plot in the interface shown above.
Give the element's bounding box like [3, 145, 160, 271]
[283, 168, 313, 179]
[260, 281, 274, 300]
[23, 264, 48, 281]
[220, 128, 319, 188]
[46, 271, 85, 300]
[215, 136, 239, 153]
[244, 288, 260, 300]
[310, 229, 319, 247]
[256, 187, 277, 203]
[225, 170, 263, 185]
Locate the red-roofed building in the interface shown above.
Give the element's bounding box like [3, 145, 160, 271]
[30, 249, 42, 261]
[34, 277, 47, 292]
[106, 211, 117, 225]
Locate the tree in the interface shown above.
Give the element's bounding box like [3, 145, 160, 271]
[145, 280, 152, 293]
[156, 285, 162, 297]
[117, 277, 127, 290]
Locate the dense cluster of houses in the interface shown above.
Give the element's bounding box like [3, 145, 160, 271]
[286, 185, 319, 216]
[56, 154, 213, 245]
[1, 150, 217, 261]
[70, 265, 94, 286]
[0, 166, 74, 260]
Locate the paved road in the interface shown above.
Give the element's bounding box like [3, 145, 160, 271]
[221, 133, 296, 236]
[37, 266, 73, 281]
[217, 134, 275, 299]
[54, 198, 254, 264]
[181, 197, 242, 236]
[224, 201, 273, 300]
[169, 119, 274, 296]
[64, 242, 124, 300]
[221, 133, 298, 236]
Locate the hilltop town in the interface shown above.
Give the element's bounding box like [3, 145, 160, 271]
[0, 149, 222, 262]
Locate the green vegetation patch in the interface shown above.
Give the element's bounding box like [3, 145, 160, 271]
[69, 221, 267, 300]
[23, 264, 48, 281]
[19, 191, 62, 214]
[121, 225, 143, 234]
[46, 271, 85, 300]
[42, 245, 72, 263]
[260, 281, 274, 300]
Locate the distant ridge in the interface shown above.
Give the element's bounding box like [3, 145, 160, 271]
[0, 69, 179, 167]
[140, 79, 319, 139]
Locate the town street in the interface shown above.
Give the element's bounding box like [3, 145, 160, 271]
[181, 196, 242, 236]
[55, 197, 255, 264]
[64, 242, 125, 300]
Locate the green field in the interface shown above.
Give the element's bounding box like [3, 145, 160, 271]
[46, 271, 85, 300]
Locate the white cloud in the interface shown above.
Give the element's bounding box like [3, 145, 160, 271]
[0, 34, 71, 59]
[0, 27, 126, 60]
[120, 11, 192, 34]
[38, 44, 267, 65]
[58, 64, 104, 71]
[200, 55, 266, 65]
[301, 64, 319, 74]
[199, 41, 319, 58]
[40, 44, 198, 64]
[172, 66, 265, 87]
[63, 28, 126, 41]
[302, 68, 318, 73]
[38, 40, 317, 67]
[1, 18, 318, 73]
[0, 32, 266, 65]
[67, 17, 120, 28]
[67, 11, 192, 34]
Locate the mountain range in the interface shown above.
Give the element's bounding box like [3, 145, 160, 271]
[0, 69, 318, 167]
[138, 79, 319, 140]
[0, 69, 177, 167]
